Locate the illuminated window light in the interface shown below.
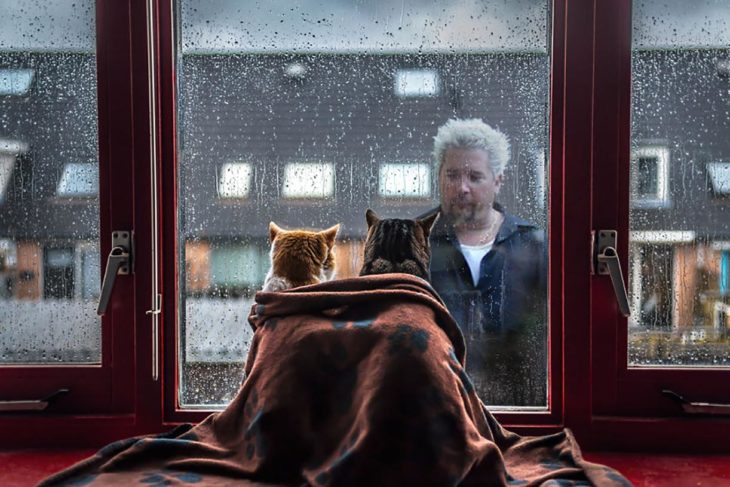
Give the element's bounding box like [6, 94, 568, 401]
[0, 155, 13, 203]
[0, 69, 34, 96]
[282, 162, 334, 199]
[394, 69, 440, 97]
[218, 162, 253, 198]
[708, 162, 730, 195]
[378, 163, 431, 198]
[57, 163, 98, 197]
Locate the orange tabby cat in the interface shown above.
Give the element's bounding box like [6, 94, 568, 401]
[262, 222, 340, 292]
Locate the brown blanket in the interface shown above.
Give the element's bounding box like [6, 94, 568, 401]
[40, 274, 630, 486]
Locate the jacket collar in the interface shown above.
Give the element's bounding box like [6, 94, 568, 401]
[430, 202, 536, 245]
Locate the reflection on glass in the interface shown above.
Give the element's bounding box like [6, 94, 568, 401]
[0, 0, 100, 364]
[630, 0, 730, 366]
[177, 0, 550, 407]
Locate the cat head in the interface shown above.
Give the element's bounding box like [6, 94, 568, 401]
[359, 209, 439, 280]
[264, 222, 340, 291]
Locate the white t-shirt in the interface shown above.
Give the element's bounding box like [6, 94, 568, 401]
[459, 241, 494, 286]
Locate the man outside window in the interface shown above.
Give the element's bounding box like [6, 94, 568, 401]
[421, 118, 547, 406]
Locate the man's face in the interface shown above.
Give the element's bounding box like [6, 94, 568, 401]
[438, 148, 503, 226]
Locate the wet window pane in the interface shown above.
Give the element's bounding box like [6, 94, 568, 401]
[630, 0, 730, 366]
[218, 163, 253, 199]
[378, 163, 431, 198]
[57, 163, 98, 197]
[178, 0, 550, 408]
[0, 68, 34, 96]
[394, 69, 440, 98]
[0, 0, 100, 364]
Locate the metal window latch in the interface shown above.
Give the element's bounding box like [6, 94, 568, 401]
[0, 388, 69, 412]
[593, 230, 631, 317]
[663, 389, 730, 416]
[97, 231, 134, 316]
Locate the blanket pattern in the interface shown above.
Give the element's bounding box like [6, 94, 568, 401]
[41, 274, 631, 486]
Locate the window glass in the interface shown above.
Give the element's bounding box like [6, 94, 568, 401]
[218, 163, 253, 199]
[707, 162, 730, 196]
[0, 69, 34, 96]
[281, 162, 335, 199]
[0, 0, 100, 364]
[394, 69, 440, 98]
[57, 163, 98, 197]
[0, 154, 14, 202]
[630, 0, 730, 366]
[178, 0, 550, 407]
[378, 163, 431, 198]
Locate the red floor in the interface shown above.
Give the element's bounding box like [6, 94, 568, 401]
[1, 450, 729, 486]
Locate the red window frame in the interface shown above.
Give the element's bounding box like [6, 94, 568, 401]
[585, 0, 730, 452]
[0, 0, 174, 447]
[4, 0, 730, 453]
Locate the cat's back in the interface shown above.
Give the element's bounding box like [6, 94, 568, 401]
[360, 213, 435, 280]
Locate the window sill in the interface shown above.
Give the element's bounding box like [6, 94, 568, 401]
[2, 449, 729, 486]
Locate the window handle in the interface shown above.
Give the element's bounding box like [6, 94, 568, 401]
[0, 388, 69, 412]
[594, 230, 631, 317]
[663, 389, 730, 416]
[97, 231, 133, 316]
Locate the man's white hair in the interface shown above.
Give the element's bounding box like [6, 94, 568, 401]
[432, 118, 511, 176]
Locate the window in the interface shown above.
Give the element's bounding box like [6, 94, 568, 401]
[0, 155, 13, 203]
[281, 162, 335, 199]
[707, 162, 730, 196]
[585, 0, 730, 442]
[394, 68, 440, 98]
[218, 162, 253, 198]
[57, 163, 98, 197]
[44, 247, 75, 299]
[176, 0, 550, 413]
[0, 139, 28, 204]
[6, 0, 729, 454]
[378, 163, 431, 198]
[721, 248, 730, 296]
[631, 146, 669, 206]
[209, 243, 266, 295]
[0, 68, 34, 96]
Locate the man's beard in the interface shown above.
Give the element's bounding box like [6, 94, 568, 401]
[443, 201, 482, 227]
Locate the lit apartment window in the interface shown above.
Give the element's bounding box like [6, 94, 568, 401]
[218, 162, 253, 198]
[0, 139, 28, 204]
[631, 146, 670, 207]
[394, 68, 440, 98]
[707, 162, 730, 196]
[0, 69, 34, 96]
[57, 163, 98, 197]
[282, 162, 335, 199]
[0, 155, 13, 203]
[378, 163, 431, 198]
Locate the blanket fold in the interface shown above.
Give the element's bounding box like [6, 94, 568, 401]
[40, 274, 630, 487]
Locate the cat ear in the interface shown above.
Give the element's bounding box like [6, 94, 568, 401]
[365, 208, 380, 228]
[417, 211, 440, 238]
[269, 222, 282, 242]
[321, 223, 340, 247]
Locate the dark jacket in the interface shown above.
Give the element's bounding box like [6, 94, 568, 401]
[421, 204, 548, 406]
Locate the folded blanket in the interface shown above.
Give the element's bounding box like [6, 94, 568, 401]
[40, 274, 630, 486]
